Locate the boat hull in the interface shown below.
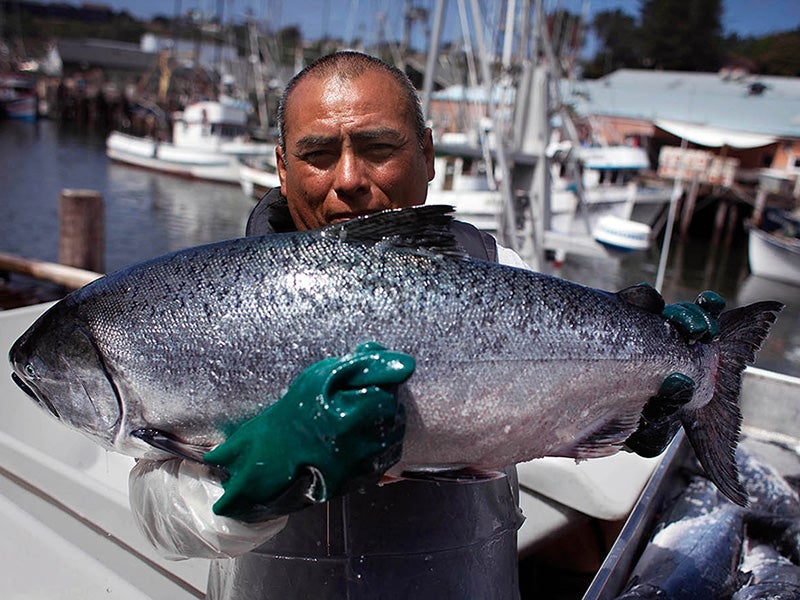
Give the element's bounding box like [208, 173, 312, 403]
[748, 226, 800, 286]
[106, 131, 272, 184]
[239, 161, 280, 200]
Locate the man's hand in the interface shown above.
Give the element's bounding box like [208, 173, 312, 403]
[624, 372, 695, 457]
[204, 342, 415, 521]
[661, 290, 725, 344]
[618, 286, 726, 456]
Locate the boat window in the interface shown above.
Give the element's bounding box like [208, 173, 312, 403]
[210, 124, 246, 137]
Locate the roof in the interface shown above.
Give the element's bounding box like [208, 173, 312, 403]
[654, 119, 778, 148]
[56, 39, 155, 72]
[564, 69, 800, 140]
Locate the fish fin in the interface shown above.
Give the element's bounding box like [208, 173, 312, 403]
[131, 428, 214, 464]
[680, 301, 783, 507]
[616, 283, 666, 314]
[561, 411, 645, 459]
[319, 205, 469, 259]
[378, 474, 405, 485]
[399, 466, 506, 483]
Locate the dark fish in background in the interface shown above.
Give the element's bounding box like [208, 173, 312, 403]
[614, 477, 746, 599]
[738, 446, 800, 565]
[733, 541, 800, 600]
[615, 447, 800, 599]
[738, 448, 800, 519]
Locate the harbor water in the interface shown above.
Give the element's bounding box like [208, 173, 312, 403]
[1, 118, 798, 377]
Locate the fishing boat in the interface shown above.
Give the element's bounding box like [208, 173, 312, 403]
[748, 207, 800, 286]
[428, 140, 670, 254]
[0, 74, 37, 121]
[238, 155, 281, 200]
[106, 98, 274, 185]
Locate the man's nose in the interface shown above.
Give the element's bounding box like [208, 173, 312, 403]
[333, 148, 369, 197]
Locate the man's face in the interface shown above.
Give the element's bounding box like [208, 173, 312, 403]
[277, 70, 435, 230]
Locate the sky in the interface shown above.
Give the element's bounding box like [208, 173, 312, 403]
[43, 0, 800, 46]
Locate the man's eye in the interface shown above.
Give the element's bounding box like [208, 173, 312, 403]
[366, 144, 395, 158]
[302, 150, 336, 164]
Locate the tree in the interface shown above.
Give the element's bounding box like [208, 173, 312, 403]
[639, 0, 724, 71]
[726, 29, 800, 76]
[585, 8, 641, 77]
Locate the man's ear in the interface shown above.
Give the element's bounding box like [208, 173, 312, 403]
[423, 128, 435, 182]
[276, 146, 288, 197]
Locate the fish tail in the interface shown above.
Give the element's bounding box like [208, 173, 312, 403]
[681, 301, 783, 506]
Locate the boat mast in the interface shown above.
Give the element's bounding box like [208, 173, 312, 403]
[421, 0, 447, 123]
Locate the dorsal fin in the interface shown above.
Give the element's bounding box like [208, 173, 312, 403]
[617, 283, 665, 314]
[318, 205, 468, 258]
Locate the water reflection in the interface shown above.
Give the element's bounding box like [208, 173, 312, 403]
[105, 164, 252, 270]
[735, 275, 800, 377]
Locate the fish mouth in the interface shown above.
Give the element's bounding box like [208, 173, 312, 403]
[12, 371, 61, 419]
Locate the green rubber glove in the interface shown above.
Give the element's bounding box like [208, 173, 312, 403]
[617, 284, 725, 343]
[662, 290, 725, 344]
[624, 372, 695, 457]
[203, 342, 415, 521]
[616, 286, 725, 455]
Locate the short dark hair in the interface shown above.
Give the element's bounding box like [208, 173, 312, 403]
[277, 51, 426, 153]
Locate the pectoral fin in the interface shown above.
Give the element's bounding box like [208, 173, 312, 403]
[558, 409, 645, 459]
[398, 466, 507, 483]
[131, 428, 226, 476]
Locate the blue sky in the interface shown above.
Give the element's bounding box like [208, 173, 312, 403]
[51, 0, 800, 43]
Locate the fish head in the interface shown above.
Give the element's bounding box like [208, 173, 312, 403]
[9, 301, 121, 450]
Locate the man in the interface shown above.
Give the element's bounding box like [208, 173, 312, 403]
[130, 51, 716, 599]
[131, 51, 525, 600]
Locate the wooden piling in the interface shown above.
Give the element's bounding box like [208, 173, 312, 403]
[710, 200, 729, 250]
[59, 189, 105, 274]
[679, 175, 700, 239]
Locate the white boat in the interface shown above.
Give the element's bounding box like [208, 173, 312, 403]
[239, 155, 281, 200]
[0, 74, 37, 121]
[427, 143, 670, 254]
[0, 303, 209, 598]
[106, 98, 274, 185]
[748, 208, 800, 286]
[3, 300, 794, 596]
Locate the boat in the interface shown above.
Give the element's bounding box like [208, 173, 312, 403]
[0, 303, 208, 598]
[239, 155, 281, 200]
[0, 299, 682, 595]
[748, 207, 800, 286]
[106, 98, 274, 185]
[0, 74, 37, 121]
[427, 139, 671, 255]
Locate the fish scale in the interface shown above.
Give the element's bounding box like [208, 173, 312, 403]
[9, 205, 782, 503]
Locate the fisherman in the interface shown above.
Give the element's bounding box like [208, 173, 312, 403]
[128, 51, 721, 599]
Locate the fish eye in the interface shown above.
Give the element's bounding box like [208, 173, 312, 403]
[24, 363, 37, 378]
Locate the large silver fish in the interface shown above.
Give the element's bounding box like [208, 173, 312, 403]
[8, 206, 781, 504]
